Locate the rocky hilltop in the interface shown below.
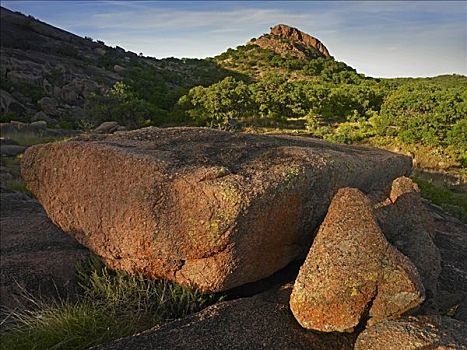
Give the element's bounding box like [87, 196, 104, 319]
[250, 24, 331, 60]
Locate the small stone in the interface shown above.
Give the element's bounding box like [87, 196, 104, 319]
[0, 144, 27, 157]
[30, 120, 47, 130]
[32, 111, 56, 125]
[389, 176, 419, 203]
[94, 121, 121, 134]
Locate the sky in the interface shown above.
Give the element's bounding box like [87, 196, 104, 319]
[2, 1, 466, 78]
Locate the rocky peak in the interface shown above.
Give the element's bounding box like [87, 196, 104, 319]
[250, 24, 331, 60]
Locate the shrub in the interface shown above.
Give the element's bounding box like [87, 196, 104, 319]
[323, 121, 375, 144]
[2, 179, 31, 195]
[446, 119, 467, 149]
[179, 77, 254, 127]
[55, 44, 79, 58]
[379, 82, 466, 147]
[85, 82, 159, 128]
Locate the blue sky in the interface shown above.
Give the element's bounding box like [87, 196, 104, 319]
[2, 1, 466, 78]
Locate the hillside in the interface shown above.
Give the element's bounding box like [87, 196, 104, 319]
[1, 7, 466, 200]
[0, 6, 235, 127]
[212, 25, 358, 81]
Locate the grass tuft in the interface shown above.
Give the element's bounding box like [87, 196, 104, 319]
[0, 255, 221, 350]
[413, 176, 467, 223]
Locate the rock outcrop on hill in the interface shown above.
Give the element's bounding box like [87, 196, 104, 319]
[21, 127, 411, 293]
[290, 188, 425, 332]
[250, 24, 331, 59]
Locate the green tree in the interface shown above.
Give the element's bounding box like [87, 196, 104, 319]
[379, 82, 466, 146]
[178, 77, 253, 127]
[86, 82, 159, 128]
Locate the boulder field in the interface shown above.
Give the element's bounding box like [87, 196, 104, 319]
[21, 127, 411, 293]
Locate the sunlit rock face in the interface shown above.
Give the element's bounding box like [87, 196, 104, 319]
[250, 24, 331, 60]
[22, 127, 411, 293]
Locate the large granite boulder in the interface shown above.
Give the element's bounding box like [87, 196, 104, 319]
[354, 315, 467, 350]
[22, 127, 411, 293]
[290, 188, 425, 332]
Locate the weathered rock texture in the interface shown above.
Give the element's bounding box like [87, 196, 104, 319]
[251, 24, 331, 59]
[425, 203, 467, 321]
[290, 188, 425, 332]
[92, 284, 357, 350]
[355, 315, 467, 350]
[375, 177, 441, 297]
[0, 191, 88, 309]
[22, 127, 411, 293]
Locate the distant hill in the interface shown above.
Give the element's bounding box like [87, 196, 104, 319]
[0, 6, 373, 127]
[0, 6, 234, 127]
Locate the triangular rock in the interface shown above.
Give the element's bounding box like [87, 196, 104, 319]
[290, 188, 425, 332]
